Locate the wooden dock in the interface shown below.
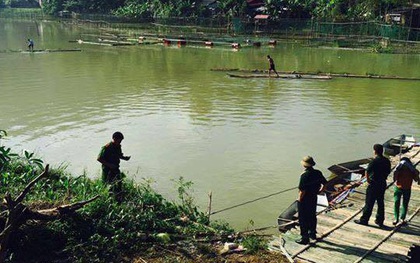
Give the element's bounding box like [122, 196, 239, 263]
[270, 146, 420, 262]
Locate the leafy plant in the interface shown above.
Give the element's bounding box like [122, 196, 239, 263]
[242, 235, 268, 254]
[0, 130, 19, 172]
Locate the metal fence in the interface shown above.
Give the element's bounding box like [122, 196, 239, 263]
[1, 8, 419, 42]
[0, 8, 44, 19]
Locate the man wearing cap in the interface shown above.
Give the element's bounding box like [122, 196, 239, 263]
[296, 156, 327, 245]
[97, 132, 131, 201]
[354, 144, 391, 227]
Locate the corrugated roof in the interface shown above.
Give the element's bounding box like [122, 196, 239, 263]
[254, 14, 269, 19]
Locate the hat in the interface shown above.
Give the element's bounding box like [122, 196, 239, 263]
[301, 156, 316, 167]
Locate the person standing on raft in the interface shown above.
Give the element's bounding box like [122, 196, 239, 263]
[27, 39, 34, 52]
[267, 55, 280, 78]
[354, 144, 391, 228]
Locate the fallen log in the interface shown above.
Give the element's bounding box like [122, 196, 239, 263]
[0, 165, 99, 261]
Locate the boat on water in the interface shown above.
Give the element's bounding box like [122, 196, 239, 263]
[383, 134, 416, 156]
[277, 135, 418, 232]
[227, 73, 332, 80]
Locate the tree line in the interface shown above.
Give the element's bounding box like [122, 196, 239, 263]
[0, 0, 414, 21]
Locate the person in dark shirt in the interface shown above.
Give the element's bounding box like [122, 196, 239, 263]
[296, 156, 327, 245]
[267, 55, 280, 78]
[355, 144, 391, 227]
[97, 132, 131, 201]
[27, 39, 34, 52]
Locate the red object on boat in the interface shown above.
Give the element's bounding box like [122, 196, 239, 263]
[231, 43, 240, 49]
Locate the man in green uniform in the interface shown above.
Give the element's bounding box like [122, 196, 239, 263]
[296, 156, 327, 245]
[354, 144, 391, 227]
[97, 132, 131, 200]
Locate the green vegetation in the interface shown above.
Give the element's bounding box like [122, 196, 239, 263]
[0, 0, 414, 22]
[1, 0, 39, 8]
[0, 131, 239, 262]
[242, 235, 268, 254]
[1, 131, 278, 262]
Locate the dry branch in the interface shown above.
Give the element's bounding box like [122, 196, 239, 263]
[0, 165, 99, 262]
[15, 165, 49, 204]
[27, 195, 99, 220]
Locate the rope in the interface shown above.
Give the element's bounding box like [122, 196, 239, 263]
[210, 186, 298, 215]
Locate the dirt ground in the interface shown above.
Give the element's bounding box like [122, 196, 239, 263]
[134, 252, 287, 263]
[131, 243, 288, 263]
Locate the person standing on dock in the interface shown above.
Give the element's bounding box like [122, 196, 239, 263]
[355, 144, 391, 228]
[267, 55, 280, 78]
[296, 156, 327, 245]
[392, 157, 419, 225]
[27, 38, 34, 52]
[97, 132, 131, 201]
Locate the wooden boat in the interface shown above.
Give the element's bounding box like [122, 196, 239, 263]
[227, 73, 332, 80]
[277, 135, 417, 232]
[277, 158, 371, 231]
[382, 134, 416, 156]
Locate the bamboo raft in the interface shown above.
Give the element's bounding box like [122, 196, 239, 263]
[213, 68, 420, 81]
[227, 73, 332, 80]
[75, 32, 274, 49]
[0, 49, 82, 53]
[72, 39, 135, 46]
[270, 145, 420, 263]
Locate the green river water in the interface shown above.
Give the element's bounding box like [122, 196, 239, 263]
[1, 19, 419, 230]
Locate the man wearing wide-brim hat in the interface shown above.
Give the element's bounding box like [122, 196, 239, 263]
[296, 156, 327, 245]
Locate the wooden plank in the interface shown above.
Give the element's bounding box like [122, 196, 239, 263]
[299, 239, 366, 262]
[353, 207, 420, 263]
[226, 73, 332, 80]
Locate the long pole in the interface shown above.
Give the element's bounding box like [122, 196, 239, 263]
[207, 191, 212, 220]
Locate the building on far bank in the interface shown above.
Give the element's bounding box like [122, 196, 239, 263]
[385, 7, 420, 28]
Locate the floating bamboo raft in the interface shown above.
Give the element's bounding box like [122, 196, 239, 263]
[72, 39, 135, 46]
[269, 146, 420, 263]
[227, 73, 332, 80]
[213, 68, 420, 81]
[0, 49, 82, 53]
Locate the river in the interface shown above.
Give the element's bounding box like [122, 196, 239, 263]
[1, 19, 419, 230]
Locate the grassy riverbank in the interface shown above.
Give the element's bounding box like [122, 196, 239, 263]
[0, 132, 285, 262]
